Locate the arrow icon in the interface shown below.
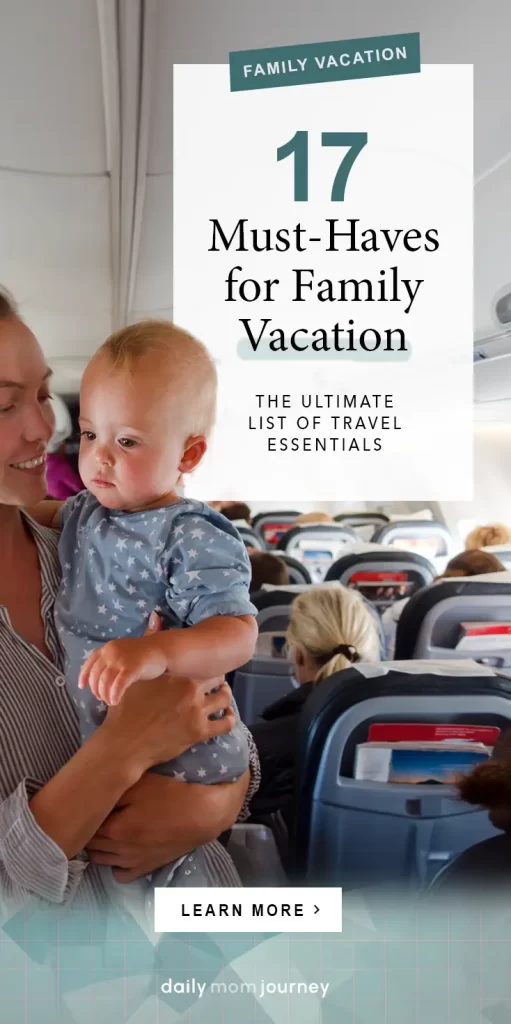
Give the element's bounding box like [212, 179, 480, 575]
[314, 905, 319, 914]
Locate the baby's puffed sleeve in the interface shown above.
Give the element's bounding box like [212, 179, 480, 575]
[164, 511, 257, 626]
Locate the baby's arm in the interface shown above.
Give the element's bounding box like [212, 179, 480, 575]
[79, 615, 257, 705]
[25, 500, 63, 530]
[152, 613, 257, 676]
[80, 506, 259, 706]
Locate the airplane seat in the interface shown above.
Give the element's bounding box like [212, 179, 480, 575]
[275, 553, 312, 585]
[237, 525, 266, 551]
[424, 831, 511, 898]
[324, 549, 436, 612]
[482, 544, 511, 569]
[371, 519, 453, 574]
[395, 571, 511, 665]
[252, 586, 303, 633]
[252, 581, 353, 632]
[226, 823, 288, 885]
[335, 512, 390, 542]
[231, 627, 298, 724]
[289, 661, 511, 889]
[252, 511, 300, 548]
[277, 524, 358, 583]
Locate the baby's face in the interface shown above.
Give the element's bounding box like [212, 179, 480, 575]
[78, 355, 202, 511]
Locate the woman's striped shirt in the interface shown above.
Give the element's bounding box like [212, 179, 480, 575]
[0, 515, 258, 923]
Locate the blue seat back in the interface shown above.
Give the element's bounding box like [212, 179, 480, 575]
[290, 662, 511, 889]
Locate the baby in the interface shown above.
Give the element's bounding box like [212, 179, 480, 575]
[33, 320, 258, 892]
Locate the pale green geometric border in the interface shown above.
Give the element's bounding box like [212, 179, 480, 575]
[2, 887, 511, 1023]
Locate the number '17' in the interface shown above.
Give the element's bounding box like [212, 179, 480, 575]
[277, 131, 367, 202]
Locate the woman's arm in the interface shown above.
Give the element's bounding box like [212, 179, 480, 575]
[86, 771, 250, 881]
[29, 726, 146, 859]
[0, 727, 146, 908]
[85, 721, 259, 882]
[0, 674, 235, 905]
[30, 673, 235, 860]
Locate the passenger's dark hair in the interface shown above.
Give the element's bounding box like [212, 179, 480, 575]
[458, 730, 511, 811]
[249, 552, 289, 593]
[439, 549, 506, 579]
[221, 502, 251, 523]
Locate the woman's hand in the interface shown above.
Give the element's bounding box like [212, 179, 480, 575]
[29, 614, 237, 864]
[102, 607, 236, 775]
[103, 673, 235, 777]
[85, 771, 250, 882]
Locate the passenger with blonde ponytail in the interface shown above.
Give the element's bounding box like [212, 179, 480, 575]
[248, 586, 380, 832]
[286, 587, 380, 683]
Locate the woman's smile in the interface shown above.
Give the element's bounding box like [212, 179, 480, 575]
[10, 453, 46, 472]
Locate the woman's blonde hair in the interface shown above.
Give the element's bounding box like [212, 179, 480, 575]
[286, 586, 380, 683]
[465, 524, 511, 549]
[295, 511, 334, 526]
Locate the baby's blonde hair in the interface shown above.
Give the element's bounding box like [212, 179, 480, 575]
[96, 319, 217, 436]
[286, 586, 380, 683]
[465, 523, 511, 550]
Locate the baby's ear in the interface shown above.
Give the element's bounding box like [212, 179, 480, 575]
[179, 435, 207, 474]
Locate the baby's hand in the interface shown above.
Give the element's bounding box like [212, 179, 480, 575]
[78, 635, 168, 705]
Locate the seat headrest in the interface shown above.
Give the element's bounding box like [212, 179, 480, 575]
[395, 571, 511, 660]
[325, 547, 436, 583]
[447, 570, 511, 585]
[352, 659, 498, 679]
[260, 581, 342, 593]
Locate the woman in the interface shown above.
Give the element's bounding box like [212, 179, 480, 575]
[382, 548, 507, 660]
[249, 586, 379, 827]
[0, 289, 258, 919]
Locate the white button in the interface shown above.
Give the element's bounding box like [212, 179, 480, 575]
[55, 675, 66, 688]
[154, 888, 342, 933]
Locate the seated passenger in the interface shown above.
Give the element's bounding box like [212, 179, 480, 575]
[465, 523, 511, 549]
[249, 551, 289, 593]
[294, 511, 334, 525]
[382, 549, 506, 659]
[425, 730, 511, 897]
[248, 586, 379, 839]
[209, 501, 251, 523]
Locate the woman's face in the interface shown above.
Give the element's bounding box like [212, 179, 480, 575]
[0, 316, 55, 506]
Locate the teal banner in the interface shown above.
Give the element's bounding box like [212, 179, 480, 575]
[2, 888, 511, 1022]
[229, 33, 420, 92]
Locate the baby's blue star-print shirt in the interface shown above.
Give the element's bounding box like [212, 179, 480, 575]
[55, 492, 256, 788]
